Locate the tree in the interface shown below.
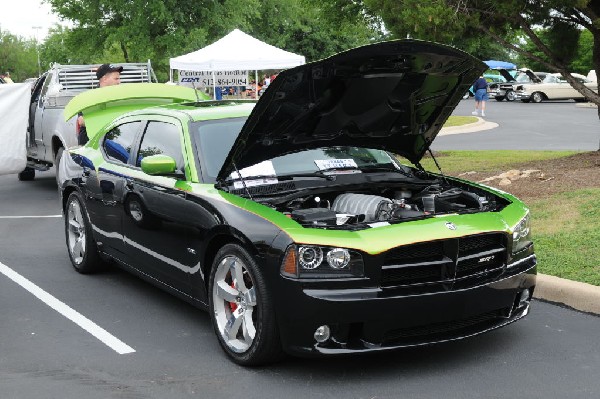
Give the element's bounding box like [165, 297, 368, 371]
[364, 0, 600, 148]
[0, 29, 40, 81]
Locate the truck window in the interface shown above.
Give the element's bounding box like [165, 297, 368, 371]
[102, 122, 142, 164]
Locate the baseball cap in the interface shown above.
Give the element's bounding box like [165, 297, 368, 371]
[96, 64, 124, 79]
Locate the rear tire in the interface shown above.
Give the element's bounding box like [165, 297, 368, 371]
[65, 191, 104, 273]
[18, 167, 35, 181]
[208, 243, 283, 366]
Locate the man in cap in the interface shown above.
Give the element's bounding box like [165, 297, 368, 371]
[77, 64, 123, 145]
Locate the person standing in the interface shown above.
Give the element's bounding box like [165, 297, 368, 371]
[77, 64, 123, 145]
[3, 71, 14, 83]
[471, 75, 488, 117]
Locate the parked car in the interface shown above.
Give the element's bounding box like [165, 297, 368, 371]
[587, 70, 597, 82]
[515, 72, 598, 103]
[487, 69, 547, 101]
[461, 71, 509, 99]
[59, 40, 536, 366]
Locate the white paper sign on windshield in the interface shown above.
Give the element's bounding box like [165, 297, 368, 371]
[314, 159, 358, 171]
[230, 160, 276, 180]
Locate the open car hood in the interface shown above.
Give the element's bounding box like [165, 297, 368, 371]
[496, 69, 516, 82]
[217, 39, 485, 181]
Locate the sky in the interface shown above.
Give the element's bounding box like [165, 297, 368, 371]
[0, 0, 65, 41]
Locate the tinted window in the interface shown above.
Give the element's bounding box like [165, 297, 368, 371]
[136, 121, 183, 171]
[102, 122, 141, 164]
[191, 118, 247, 180]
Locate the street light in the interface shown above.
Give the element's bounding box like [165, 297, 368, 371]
[32, 26, 42, 77]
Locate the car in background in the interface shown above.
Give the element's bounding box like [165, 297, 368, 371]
[515, 72, 598, 103]
[462, 71, 509, 99]
[588, 70, 597, 83]
[488, 69, 547, 102]
[59, 40, 536, 366]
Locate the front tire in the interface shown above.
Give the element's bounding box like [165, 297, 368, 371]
[208, 243, 283, 366]
[495, 96, 505, 102]
[18, 167, 35, 181]
[65, 191, 104, 273]
[505, 90, 516, 101]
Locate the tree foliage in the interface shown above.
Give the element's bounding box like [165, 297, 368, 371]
[0, 29, 40, 81]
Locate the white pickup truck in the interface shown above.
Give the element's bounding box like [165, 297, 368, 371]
[19, 61, 156, 181]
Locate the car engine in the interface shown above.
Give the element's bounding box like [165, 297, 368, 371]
[275, 183, 505, 229]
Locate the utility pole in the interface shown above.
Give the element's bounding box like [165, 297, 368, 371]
[32, 26, 42, 77]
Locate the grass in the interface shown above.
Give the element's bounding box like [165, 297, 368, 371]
[443, 116, 478, 127]
[418, 150, 578, 174]
[527, 189, 600, 285]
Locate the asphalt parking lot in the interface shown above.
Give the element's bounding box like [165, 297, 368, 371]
[1, 101, 600, 398]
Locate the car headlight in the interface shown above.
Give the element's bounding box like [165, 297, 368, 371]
[281, 245, 364, 278]
[512, 213, 532, 253]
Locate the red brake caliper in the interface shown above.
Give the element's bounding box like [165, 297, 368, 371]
[229, 280, 238, 312]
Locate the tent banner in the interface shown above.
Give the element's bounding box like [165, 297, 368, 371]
[0, 83, 30, 176]
[178, 70, 248, 88]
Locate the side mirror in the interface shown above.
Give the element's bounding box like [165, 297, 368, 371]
[140, 154, 178, 176]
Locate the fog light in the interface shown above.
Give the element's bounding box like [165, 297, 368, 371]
[314, 325, 331, 343]
[518, 289, 531, 308]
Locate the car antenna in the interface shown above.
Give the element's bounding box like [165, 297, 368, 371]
[232, 162, 254, 201]
[428, 148, 449, 184]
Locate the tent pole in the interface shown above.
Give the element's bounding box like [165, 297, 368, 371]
[212, 70, 216, 100]
[255, 70, 258, 97]
[169, 69, 173, 83]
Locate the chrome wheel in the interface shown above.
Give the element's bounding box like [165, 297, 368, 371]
[67, 199, 86, 265]
[506, 90, 516, 101]
[212, 255, 257, 353]
[128, 200, 143, 222]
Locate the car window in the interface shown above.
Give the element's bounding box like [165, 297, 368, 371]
[102, 122, 142, 164]
[136, 121, 184, 172]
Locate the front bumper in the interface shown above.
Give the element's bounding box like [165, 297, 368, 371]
[515, 91, 532, 100]
[275, 254, 536, 356]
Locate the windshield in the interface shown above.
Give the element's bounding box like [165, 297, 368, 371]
[515, 72, 534, 83]
[191, 118, 402, 183]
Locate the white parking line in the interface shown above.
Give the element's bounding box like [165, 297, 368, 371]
[0, 215, 62, 218]
[0, 261, 135, 355]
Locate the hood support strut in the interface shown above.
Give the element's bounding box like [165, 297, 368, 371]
[232, 162, 254, 200]
[427, 148, 449, 184]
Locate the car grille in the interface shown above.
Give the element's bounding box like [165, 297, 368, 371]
[381, 308, 509, 345]
[380, 233, 507, 291]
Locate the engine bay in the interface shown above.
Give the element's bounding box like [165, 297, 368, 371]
[268, 181, 508, 229]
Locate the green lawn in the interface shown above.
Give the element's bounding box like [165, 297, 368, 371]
[443, 116, 478, 127]
[419, 150, 578, 174]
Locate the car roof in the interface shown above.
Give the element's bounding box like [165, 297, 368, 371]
[128, 100, 256, 122]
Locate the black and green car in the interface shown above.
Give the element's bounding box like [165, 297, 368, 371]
[59, 40, 536, 366]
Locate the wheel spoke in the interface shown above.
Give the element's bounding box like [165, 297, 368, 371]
[244, 286, 257, 307]
[229, 259, 248, 292]
[242, 309, 256, 343]
[224, 308, 244, 340]
[69, 218, 81, 233]
[216, 279, 239, 303]
[73, 237, 84, 258]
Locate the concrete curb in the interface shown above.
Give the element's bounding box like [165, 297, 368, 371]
[439, 117, 499, 136]
[533, 274, 600, 315]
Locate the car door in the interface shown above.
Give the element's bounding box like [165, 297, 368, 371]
[84, 120, 144, 259]
[121, 117, 201, 295]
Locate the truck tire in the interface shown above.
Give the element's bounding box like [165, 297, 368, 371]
[18, 168, 35, 181]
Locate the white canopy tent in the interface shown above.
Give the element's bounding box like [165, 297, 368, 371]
[169, 29, 305, 98]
